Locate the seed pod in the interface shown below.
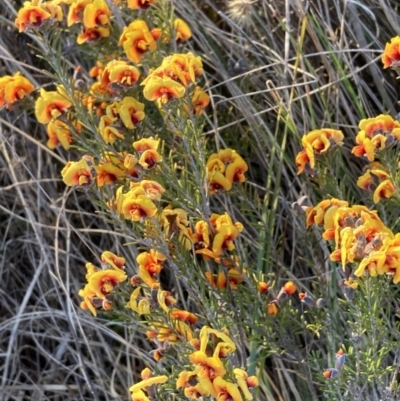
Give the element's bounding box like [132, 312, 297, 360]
[322, 368, 340, 379]
[335, 349, 346, 371]
[299, 292, 316, 307]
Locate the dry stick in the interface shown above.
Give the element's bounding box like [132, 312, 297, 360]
[203, 56, 381, 135]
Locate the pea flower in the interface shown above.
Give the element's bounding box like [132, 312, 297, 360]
[206, 149, 248, 194]
[234, 369, 258, 401]
[190, 87, 210, 115]
[46, 120, 73, 150]
[129, 369, 168, 401]
[382, 36, 400, 69]
[142, 53, 203, 88]
[258, 281, 269, 294]
[267, 300, 279, 316]
[296, 128, 344, 174]
[133, 138, 160, 152]
[174, 18, 192, 41]
[35, 88, 72, 124]
[136, 249, 166, 287]
[87, 269, 127, 299]
[101, 60, 141, 89]
[15, 1, 52, 32]
[120, 20, 157, 63]
[118, 97, 145, 129]
[191, 220, 211, 249]
[83, 0, 111, 29]
[160, 207, 193, 250]
[120, 193, 158, 221]
[67, 0, 91, 27]
[127, 287, 151, 315]
[77, 26, 110, 44]
[322, 368, 340, 379]
[276, 281, 296, 302]
[143, 76, 186, 103]
[205, 268, 245, 290]
[95, 158, 126, 187]
[61, 158, 93, 187]
[101, 251, 125, 270]
[127, 0, 157, 10]
[137, 180, 165, 201]
[0, 73, 34, 109]
[213, 376, 243, 401]
[189, 351, 226, 380]
[99, 115, 124, 144]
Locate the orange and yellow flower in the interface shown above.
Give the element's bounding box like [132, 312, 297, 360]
[129, 369, 168, 399]
[174, 18, 192, 41]
[120, 20, 157, 63]
[99, 115, 124, 144]
[136, 249, 166, 286]
[127, 287, 151, 315]
[382, 36, 400, 69]
[35, 88, 72, 124]
[234, 368, 258, 401]
[205, 268, 245, 290]
[86, 269, 127, 299]
[190, 87, 210, 115]
[83, 0, 110, 29]
[296, 128, 343, 174]
[132, 138, 160, 152]
[127, 0, 157, 9]
[206, 149, 248, 194]
[15, 3, 52, 32]
[101, 60, 141, 89]
[46, 119, 73, 150]
[189, 351, 226, 380]
[138, 180, 165, 201]
[101, 251, 125, 270]
[160, 206, 192, 250]
[0, 73, 34, 108]
[373, 179, 396, 204]
[119, 97, 145, 129]
[95, 159, 126, 187]
[77, 26, 110, 44]
[61, 158, 93, 187]
[120, 193, 158, 221]
[143, 76, 185, 103]
[67, 0, 91, 26]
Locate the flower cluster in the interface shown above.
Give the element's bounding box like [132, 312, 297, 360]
[306, 199, 400, 284]
[12, 0, 258, 398]
[352, 115, 400, 162]
[195, 212, 244, 262]
[356, 162, 396, 204]
[176, 326, 258, 400]
[142, 52, 205, 107]
[295, 128, 344, 175]
[34, 87, 80, 150]
[206, 148, 248, 194]
[0, 72, 34, 109]
[79, 251, 127, 316]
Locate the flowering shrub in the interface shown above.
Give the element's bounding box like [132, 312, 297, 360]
[4, 0, 400, 399]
